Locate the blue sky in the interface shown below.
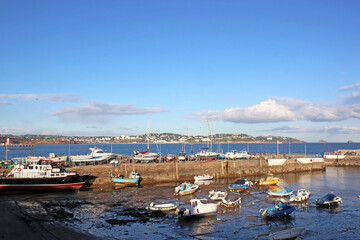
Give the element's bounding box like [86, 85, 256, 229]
[1, 1, 360, 142]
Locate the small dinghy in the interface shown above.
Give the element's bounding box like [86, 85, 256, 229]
[228, 179, 253, 192]
[146, 202, 179, 212]
[259, 200, 295, 218]
[194, 174, 214, 181]
[316, 193, 342, 207]
[267, 187, 293, 197]
[256, 225, 305, 240]
[289, 189, 311, 202]
[208, 190, 226, 201]
[175, 198, 219, 219]
[175, 182, 199, 196]
[221, 192, 241, 207]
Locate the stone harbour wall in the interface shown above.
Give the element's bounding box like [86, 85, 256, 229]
[68, 157, 329, 190]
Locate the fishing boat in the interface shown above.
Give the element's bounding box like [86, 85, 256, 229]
[146, 202, 179, 212]
[179, 143, 186, 161]
[315, 193, 342, 207]
[175, 198, 219, 218]
[256, 174, 280, 186]
[195, 147, 218, 160]
[0, 160, 90, 191]
[70, 147, 115, 165]
[228, 179, 253, 192]
[175, 182, 199, 196]
[267, 187, 293, 197]
[221, 192, 241, 207]
[289, 189, 311, 202]
[110, 171, 141, 186]
[208, 190, 226, 201]
[256, 225, 305, 240]
[194, 174, 214, 181]
[259, 200, 296, 218]
[224, 150, 251, 159]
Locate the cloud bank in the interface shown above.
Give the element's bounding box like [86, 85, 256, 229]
[0, 93, 84, 102]
[51, 101, 165, 122]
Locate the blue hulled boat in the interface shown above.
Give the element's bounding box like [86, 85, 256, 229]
[110, 171, 140, 186]
[259, 200, 295, 218]
[267, 187, 293, 197]
[228, 179, 252, 192]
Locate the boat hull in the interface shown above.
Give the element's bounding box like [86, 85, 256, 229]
[0, 174, 89, 191]
[112, 177, 140, 186]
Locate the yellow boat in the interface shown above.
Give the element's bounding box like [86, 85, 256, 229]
[256, 174, 279, 186]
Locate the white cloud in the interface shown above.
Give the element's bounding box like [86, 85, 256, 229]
[0, 101, 11, 105]
[193, 96, 360, 124]
[271, 125, 360, 134]
[337, 82, 360, 91]
[0, 127, 64, 135]
[51, 101, 165, 123]
[0, 93, 84, 102]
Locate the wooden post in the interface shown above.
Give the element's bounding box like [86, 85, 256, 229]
[125, 163, 128, 177]
[175, 162, 179, 180]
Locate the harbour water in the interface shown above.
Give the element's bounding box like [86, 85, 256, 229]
[5, 167, 360, 239]
[1, 142, 360, 160]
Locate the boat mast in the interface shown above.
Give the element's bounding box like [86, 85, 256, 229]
[147, 118, 150, 150]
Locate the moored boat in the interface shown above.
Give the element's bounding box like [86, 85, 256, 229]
[194, 174, 214, 181]
[195, 148, 218, 160]
[256, 225, 305, 240]
[0, 160, 90, 191]
[208, 190, 226, 201]
[256, 174, 279, 186]
[267, 187, 293, 197]
[221, 192, 241, 207]
[110, 171, 141, 186]
[228, 179, 253, 192]
[289, 189, 311, 202]
[316, 193, 342, 207]
[259, 200, 295, 218]
[175, 182, 199, 196]
[175, 198, 219, 218]
[146, 202, 179, 212]
[224, 150, 251, 159]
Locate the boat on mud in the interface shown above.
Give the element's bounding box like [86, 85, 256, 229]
[0, 160, 91, 191]
[256, 174, 280, 186]
[289, 189, 311, 202]
[146, 202, 179, 212]
[256, 225, 305, 240]
[221, 192, 241, 207]
[175, 198, 219, 218]
[228, 179, 253, 192]
[110, 171, 141, 186]
[267, 187, 293, 197]
[194, 174, 214, 181]
[175, 182, 199, 196]
[259, 200, 296, 218]
[208, 190, 226, 201]
[315, 193, 342, 207]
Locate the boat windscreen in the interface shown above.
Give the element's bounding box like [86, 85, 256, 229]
[322, 193, 336, 201]
[233, 179, 246, 185]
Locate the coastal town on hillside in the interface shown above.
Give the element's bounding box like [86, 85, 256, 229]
[0, 133, 303, 145]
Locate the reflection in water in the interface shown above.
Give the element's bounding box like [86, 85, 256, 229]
[5, 167, 360, 239]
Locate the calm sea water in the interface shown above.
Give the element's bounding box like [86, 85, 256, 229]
[6, 167, 360, 239]
[1, 142, 360, 160]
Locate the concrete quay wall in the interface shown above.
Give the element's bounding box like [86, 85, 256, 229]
[69, 158, 326, 190]
[325, 156, 360, 167]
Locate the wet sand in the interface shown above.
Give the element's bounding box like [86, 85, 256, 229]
[0, 197, 99, 240]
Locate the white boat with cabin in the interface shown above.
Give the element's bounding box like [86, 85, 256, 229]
[175, 198, 219, 218]
[70, 147, 115, 165]
[225, 150, 251, 159]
